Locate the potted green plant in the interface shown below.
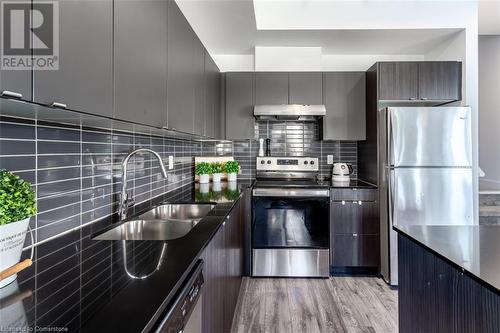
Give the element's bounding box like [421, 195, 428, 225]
[211, 162, 223, 183]
[224, 161, 240, 182]
[0, 170, 36, 288]
[195, 162, 211, 184]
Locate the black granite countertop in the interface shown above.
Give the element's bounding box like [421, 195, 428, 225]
[394, 224, 500, 294]
[328, 178, 377, 189]
[1, 180, 253, 333]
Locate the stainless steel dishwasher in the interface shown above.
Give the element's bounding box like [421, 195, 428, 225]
[153, 260, 204, 333]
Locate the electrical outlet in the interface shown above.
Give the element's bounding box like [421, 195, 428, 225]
[327, 155, 334, 165]
[168, 156, 174, 170]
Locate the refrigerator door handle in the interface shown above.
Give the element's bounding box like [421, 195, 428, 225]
[388, 168, 394, 228]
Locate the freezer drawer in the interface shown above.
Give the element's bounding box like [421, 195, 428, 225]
[252, 249, 329, 277]
[391, 168, 473, 225]
[389, 107, 472, 167]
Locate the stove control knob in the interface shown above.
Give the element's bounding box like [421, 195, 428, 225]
[304, 161, 308, 165]
[267, 160, 271, 164]
[261, 160, 265, 164]
[310, 160, 315, 165]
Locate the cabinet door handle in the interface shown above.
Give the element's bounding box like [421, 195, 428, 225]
[353, 233, 358, 237]
[409, 97, 416, 101]
[421, 97, 428, 100]
[1, 90, 23, 99]
[358, 201, 362, 206]
[341, 200, 346, 205]
[51, 101, 67, 109]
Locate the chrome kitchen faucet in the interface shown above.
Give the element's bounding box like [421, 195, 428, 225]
[119, 148, 168, 220]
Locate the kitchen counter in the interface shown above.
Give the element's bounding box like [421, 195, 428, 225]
[2, 180, 252, 333]
[395, 224, 500, 332]
[329, 178, 377, 189]
[394, 224, 500, 294]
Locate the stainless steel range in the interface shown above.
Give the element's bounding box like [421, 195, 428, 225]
[252, 157, 330, 278]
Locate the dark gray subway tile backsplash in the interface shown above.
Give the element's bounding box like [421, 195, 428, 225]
[0, 114, 358, 248]
[231, 120, 358, 179]
[0, 116, 229, 247]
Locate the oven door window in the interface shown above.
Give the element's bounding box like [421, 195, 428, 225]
[252, 197, 329, 249]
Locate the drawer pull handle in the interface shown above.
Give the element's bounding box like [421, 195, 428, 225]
[51, 101, 67, 109]
[358, 201, 362, 206]
[1, 90, 23, 99]
[353, 233, 358, 237]
[341, 200, 346, 205]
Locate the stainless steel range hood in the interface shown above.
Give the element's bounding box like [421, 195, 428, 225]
[254, 104, 326, 121]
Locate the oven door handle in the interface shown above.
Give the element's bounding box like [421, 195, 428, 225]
[253, 188, 330, 197]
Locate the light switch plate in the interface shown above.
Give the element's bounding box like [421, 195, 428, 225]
[168, 156, 174, 170]
[327, 155, 334, 165]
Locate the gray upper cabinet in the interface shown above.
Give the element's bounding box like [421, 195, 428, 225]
[289, 72, 323, 105]
[225, 72, 255, 140]
[167, 2, 195, 133]
[255, 72, 288, 104]
[378, 62, 418, 101]
[418, 61, 461, 101]
[0, 0, 32, 101]
[114, 0, 167, 126]
[193, 41, 205, 135]
[33, 0, 113, 116]
[215, 74, 224, 140]
[204, 52, 220, 138]
[323, 72, 366, 141]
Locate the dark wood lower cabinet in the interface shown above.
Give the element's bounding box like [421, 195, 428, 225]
[330, 188, 379, 273]
[200, 199, 243, 333]
[332, 234, 379, 267]
[398, 234, 500, 333]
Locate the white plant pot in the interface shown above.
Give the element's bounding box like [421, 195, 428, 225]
[212, 173, 222, 183]
[227, 173, 237, 182]
[199, 174, 209, 184]
[0, 218, 30, 288]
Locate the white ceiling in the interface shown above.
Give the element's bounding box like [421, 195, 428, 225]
[479, 1, 500, 35]
[176, 0, 463, 56]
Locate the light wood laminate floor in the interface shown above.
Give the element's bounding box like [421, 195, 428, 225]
[232, 277, 398, 333]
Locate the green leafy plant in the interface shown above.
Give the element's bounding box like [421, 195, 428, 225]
[210, 162, 223, 174]
[223, 161, 240, 174]
[195, 162, 212, 176]
[0, 170, 36, 225]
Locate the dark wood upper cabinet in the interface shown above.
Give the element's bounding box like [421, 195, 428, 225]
[378, 62, 419, 101]
[225, 72, 255, 140]
[254, 72, 288, 104]
[418, 61, 462, 101]
[289, 72, 323, 105]
[32, 0, 113, 116]
[114, 0, 167, 126]
[377, 61, 462, 102]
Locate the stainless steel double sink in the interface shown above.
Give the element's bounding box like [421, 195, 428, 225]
[93, 204, 215, 241]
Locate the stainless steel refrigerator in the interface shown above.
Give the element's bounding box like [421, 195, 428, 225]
[379, 106, 474, 286]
